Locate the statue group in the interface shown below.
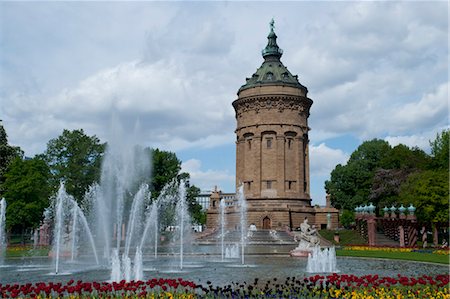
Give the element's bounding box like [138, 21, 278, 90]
[290, 218, 320, 257]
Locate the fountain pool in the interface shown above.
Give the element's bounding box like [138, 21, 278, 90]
[1, 253, 447, 286]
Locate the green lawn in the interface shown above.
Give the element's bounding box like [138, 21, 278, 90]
[5, 247, 50, 258]
[319, 229, 367, 245]
[337, 249, 449, 264]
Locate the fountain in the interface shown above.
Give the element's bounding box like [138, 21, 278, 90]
[219, 197, 226, 261]
[0, 198, 6, 265]
[236, 184, 247, 265]
[306, 246, 338, 273]
[225, 243, 240, 258]
[51, 183, 99, 274]
[175, 181, 191, 270]
[140, 200, 159, 259]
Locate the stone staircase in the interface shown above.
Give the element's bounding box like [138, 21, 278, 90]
[194, 229, 297, 245]
[375, 231, 399, 246]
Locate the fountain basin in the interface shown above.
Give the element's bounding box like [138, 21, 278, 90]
[1, 253, 447, 286]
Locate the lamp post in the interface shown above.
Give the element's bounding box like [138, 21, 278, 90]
[367, 203, 375, 215]
[326, 213, 331, 229]
[383, 206, 389, 218]
[398, 204, 406, 219]
[407, 204, 416, 220]
[390, 205, 397, 218]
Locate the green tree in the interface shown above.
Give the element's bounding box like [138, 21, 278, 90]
[398, 170, 449, 223]
[379, 144, 429, 170]
[44, 129, 105, 202]
[370, 144, 429, 208]
[339, 210, 355, 229]
[149, 148, 182, 199]
[325, 139, 391, 209]
[370, 168, 412, 208]
[147, 148, 205, 225]
[429, 129, 449, 170]
[186, 184, 205, 225]
[0, 122, 23, 195]
[3, 156, 51, 233]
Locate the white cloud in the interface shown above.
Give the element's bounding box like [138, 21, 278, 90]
[2, 59, 236, 155]
[387, 82, 448, 133]
[384, 125, 449, 153]
[310, 143, 349, 176]
[181, 159, 235, 192]
[0, 1, 447, 201]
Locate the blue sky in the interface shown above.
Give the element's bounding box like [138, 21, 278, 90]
[1, 1, 448, 205]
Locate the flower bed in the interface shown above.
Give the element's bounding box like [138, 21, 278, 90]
[0, 278, 197, 299]
[343, 245, 414, 252]
[1, 274, 448, 298]
[344, 245, 450, 255]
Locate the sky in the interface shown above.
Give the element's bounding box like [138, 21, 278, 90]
[0, 1, 448, 206]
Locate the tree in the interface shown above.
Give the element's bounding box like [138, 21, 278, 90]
[147, 148, 205, 225]
[369, 168, 413, 208]
[325, 139, 391, 209]
[379, 144, 429, 170]
[0, 123, 23, 195]
[369, 144, 429, 208]
[398, 170, 449, 223]
[149, 148, 182, 199]
[339, 210, 355, 229]
[186, 184, 205, 225]
[3, 156, 51, 233]
[44, 129, 105, 202]
[429, 130, 449, 170]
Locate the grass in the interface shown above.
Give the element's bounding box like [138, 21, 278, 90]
[337, 249, 450, 264]
[319, 229, 449, 264]
[5, 246, 50, 258]
[319, 229, 367, 245]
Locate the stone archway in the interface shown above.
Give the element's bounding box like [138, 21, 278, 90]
[262, 216, 271, 229]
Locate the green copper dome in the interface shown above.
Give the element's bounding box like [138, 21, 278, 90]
[239, 19, 307, 94]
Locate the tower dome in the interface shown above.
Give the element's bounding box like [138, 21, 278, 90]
[239, 19, 308, 94]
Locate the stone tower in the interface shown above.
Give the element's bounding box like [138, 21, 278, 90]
[207, 20, 339, 231]
[233, 20, 313, 210]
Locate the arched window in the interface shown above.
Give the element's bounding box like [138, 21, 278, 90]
[243, 133, 254, 150]
[262, 131, 276, 149]
[284, 132, 297, 150]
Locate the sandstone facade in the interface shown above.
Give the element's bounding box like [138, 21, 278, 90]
[206, 21, 339, 231]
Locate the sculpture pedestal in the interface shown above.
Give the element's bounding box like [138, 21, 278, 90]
[290, 239, 314, 257]
[290, 249, 311, 257]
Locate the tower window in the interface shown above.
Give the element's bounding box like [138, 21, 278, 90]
[287, 181, 296, 190]
[266, 138, 272, 149]
[247, 181, 251, 191]
[266, 181, 272, 189]
[287, 138, 292, 149]
[243, 133, 254, 151]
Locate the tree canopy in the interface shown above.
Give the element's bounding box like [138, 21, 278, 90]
[149, 148, 182, 199]
[44, 129, 105, 202]
[398, 170, 448, 223]
[147, 148, 204, 225]
[325, 139, 391, 209]
[0, 123, 23, 195]
[3, 156, 51, 233]
[430, 130, 449, 170]
[325, 131, 449, 223]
